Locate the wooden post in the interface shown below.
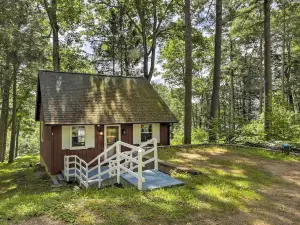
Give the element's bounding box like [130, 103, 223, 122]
[116, 142, 120, 184]
[65, 156, 70, 182]
[138, 149, 143, 191]
[130, 152, 133, 170]
[79, 159, 82, 187]
[154, 138, 158, 170]
[98, 156, 101, 189]
[86, 162, 88, 189]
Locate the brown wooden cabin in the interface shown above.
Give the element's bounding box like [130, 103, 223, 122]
[35, 70, 178, 175]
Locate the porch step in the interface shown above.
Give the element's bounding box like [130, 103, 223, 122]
[120, 169, 184, 191]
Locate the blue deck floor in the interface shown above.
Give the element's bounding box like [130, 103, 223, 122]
[64, 167, 184, 190]
[121, 170, 184, 191]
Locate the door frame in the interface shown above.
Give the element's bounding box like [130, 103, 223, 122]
[104, 124, 121, 150]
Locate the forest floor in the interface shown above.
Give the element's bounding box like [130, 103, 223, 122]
[0, 146, 299, 225]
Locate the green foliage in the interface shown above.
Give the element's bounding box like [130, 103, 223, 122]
[171, 128, 208, 145]
[237, 102, 300, 143]
[269, 102, 300, 142]
[237, 116, 265, 143]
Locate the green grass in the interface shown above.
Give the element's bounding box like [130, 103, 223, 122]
[0, 147, 299, 224]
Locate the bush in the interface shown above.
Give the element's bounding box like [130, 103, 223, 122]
[236, 117, 265, 144]
[237, 102, 300, 143]
[171, 127, 208, 145]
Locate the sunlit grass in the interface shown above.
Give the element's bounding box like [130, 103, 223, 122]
[0, 146, 298, 224]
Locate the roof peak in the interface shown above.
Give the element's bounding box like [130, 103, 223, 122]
[39, 70, 145, 79]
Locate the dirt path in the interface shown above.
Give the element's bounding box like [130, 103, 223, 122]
[202, 152, 300, 225]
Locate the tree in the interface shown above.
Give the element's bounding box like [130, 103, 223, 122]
[264, 0, 272, 140]
[44, 0, 60, 71]
[209, 0, 222, 142]
[8, 56, 19, 163]
[183, 0, 192, 144]
[126, 0, 175, 81]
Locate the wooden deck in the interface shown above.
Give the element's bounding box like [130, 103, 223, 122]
[121, 169, 184, 191]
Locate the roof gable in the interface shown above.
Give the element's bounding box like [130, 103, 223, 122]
[36, 70, 178, 125]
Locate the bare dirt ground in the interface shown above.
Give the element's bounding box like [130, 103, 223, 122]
[192, 150, 300, 225]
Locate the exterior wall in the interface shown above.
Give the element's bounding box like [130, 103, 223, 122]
[50, 125, 104, 174]
[160, 123, 170, 146]
[39, 104, 52, 173]
[121, 124, 133, 151]
[41, 122, 170, 175]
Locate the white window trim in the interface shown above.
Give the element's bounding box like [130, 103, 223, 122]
[70, 125, 88, 150]
[104, 124, 121, 150]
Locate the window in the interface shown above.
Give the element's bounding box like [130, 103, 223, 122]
[141, 124, 152, 142]
[41, 121, 44, 142]
[71, 126, 86, 148]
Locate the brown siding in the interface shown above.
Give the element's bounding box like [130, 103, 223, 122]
[50, 125, 104, 174]
[39, 104, 52, 173]
[160, 123, 170, 146]
[45, 123, 169, 175]
[121, 124, 133, 151]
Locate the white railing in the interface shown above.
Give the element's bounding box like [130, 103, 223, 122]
[63, 138, 158, 191]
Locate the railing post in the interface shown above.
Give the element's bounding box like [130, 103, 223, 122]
[85, 162, 88, 189]
[116, 142, 120, 184]
[138, 149, 143, 191]
[65, 156, 70, 182]
[98, 156, 101, 189]
[79, 159, 82, 187]
[154, 138, 158, 170]
[130, 152, 133, 170]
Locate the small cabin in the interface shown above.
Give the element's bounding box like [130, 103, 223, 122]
[35, 70, 178, 175]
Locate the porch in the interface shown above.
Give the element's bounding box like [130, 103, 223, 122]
[62, 138, 184, 191]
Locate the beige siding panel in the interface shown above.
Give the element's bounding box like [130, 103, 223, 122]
[152, 123, 160, 143]
[86, 125, 95, 148]
[133, 124, 141, 144]
[62, 126, 70, 149]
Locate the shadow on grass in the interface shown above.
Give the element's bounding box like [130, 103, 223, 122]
[1, 149, 299, 225]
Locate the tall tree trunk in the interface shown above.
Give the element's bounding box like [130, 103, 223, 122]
[184, 0, 192, 144]
[148, 2, 157, 82]
[209, 0, 222, 142]
[281, 1, 286, 103]
[264, 0, 272, 140]
[124, 41, 130, 76]
[44, 0, 60, 71]
[15, 121, 20, 158]
[229, 38, 235, 138]
[119, 4, 124, 76]
[112, 32, 115, 76]
[259, 33, 264, 114]
[0, 56, 11, 162]
[134, 0, 148, 79]
[8, 61, 18, 163]
[286, 37, 294, 111]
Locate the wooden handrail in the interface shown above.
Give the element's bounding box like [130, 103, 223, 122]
[64, 138, 158, 190]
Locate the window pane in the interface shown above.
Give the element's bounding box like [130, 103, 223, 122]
[141, 133, 152, 142]
[72, 126, 85, 147]
[141, 124, 152, 142]
[106, 126, 119, 145]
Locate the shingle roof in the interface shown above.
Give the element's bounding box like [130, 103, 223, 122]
[36, 70, 178, 125]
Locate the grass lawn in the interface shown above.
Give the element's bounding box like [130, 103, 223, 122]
[0, 146, 300, 225]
